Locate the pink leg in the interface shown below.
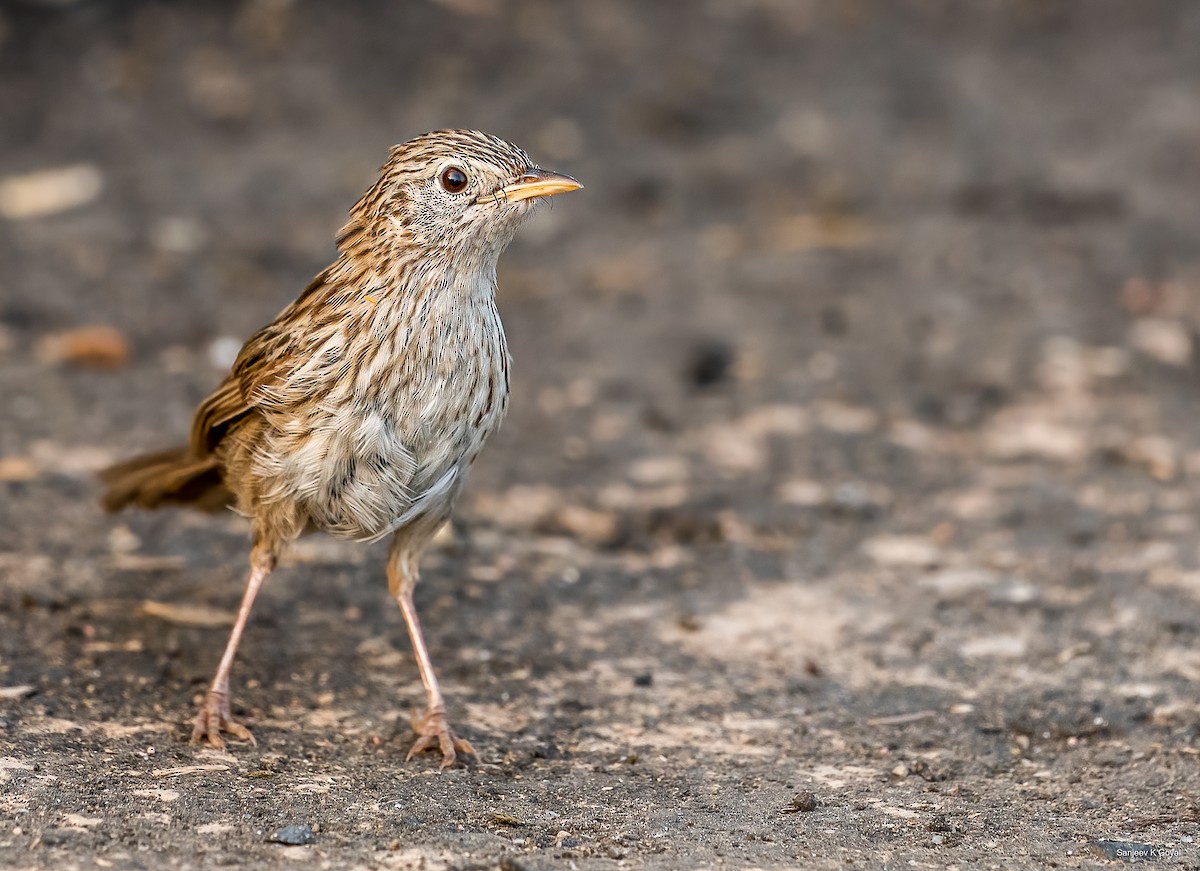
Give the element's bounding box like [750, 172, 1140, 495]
[191, 542, 277, 749]
[388, 538, 475, 768]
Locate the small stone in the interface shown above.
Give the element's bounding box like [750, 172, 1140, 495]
[1122, 435, 1178, 481]
[632, 672, 653, 688]
[769, 213, 877, 252]
[0, 164, 103, 219]
[830, 482, 891, 517]
[0, 457, 38, 482]
[36, 325, 129, 369]
[1121, 277, 1161, 316]
[959, 634, 1028, 659]
[862, 535, 943, 568]
[140, 601, 235, 628]
[208, 336, 243, 370]
[815, 400, 879, 434]
[1036, 335, 1094, 392]
[687, 340, 735, 387]
[492, 813, 529, 827]
[927, 814, 952, 833]
[151, 216, 207, 254]
[777, 479, 828, 506]
[987, 580, 1041, 605]
[184, 47, 254, 120]
[781, 791, 819, 813]
[108, 524, 141, 555]
[920, 568, 1002, 597]
[983, 408, 1086, 462]
[741, 405, 811, 436]
[29, 441, 114, 475]
[628, 455, 689, 486]
[268, 823, 314, 846]
[554, 504, 618, 543]
[473, 484, 560, 529]
[1129, 318, 1191, 366]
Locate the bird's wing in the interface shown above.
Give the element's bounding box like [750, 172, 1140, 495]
[189, 269, 333, 456]
[189, 375, 250, 456]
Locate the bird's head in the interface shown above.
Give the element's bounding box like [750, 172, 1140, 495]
[340, 129, 582, 274]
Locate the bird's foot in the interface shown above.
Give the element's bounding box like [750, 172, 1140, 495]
[190, 689, 256, 750]
[407, 708, 475, 768]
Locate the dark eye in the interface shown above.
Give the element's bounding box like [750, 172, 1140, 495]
[439, 166, 468, 193]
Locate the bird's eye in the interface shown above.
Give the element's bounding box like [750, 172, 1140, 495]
[439, 167, 469, 193]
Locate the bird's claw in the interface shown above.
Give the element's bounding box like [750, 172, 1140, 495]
[407, 708, 474, 768]
[190, 689, 256, 750]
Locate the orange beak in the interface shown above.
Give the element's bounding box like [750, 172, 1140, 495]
[490, 169, 583, 204]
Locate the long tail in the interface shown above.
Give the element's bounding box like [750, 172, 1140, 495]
[99, 447, 232, 513]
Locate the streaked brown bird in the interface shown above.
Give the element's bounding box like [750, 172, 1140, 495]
[100, 129, 582, 767]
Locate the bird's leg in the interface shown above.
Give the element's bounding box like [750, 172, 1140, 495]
[388, 537, 475, 768]
[191, 540, 277, 750]
[396, 591, 475, 766]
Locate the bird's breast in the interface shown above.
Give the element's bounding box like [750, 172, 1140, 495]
[257, 286, 510, 541]
[375, 289, 510, 459]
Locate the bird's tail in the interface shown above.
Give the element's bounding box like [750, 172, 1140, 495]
[98, 447, 232, 513]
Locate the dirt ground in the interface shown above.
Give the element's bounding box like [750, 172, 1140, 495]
[3, 1, 1200, 868]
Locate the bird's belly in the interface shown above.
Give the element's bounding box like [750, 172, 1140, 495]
[253, 407, 417, 541]
[251, 306, 509, 542]
[256, 402, 492, 543]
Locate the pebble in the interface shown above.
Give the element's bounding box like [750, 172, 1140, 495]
[983, 408, 1086, 462]
[1129, 318, 1191, 366]
[687, 340, 734, 387]
[920, 568, 1003, 596]
[814, 401, 878, 435]
[628, 455, 690, 486]
[987, 580, 1041, 605]
[781, 791, 819, 813]
[0, 164, 103, 219]
[769, 213, 877, 252]
[208, 336, 243, 370]
[862, 535, 943, 568]
[0, 457, 38, 482]
[151, 216, 207, 254]
[959, 634, 1028, 659]
[36, 326, 130, 369]
[268, 824, 315, 846]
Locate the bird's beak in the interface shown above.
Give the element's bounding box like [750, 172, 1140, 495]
[491, 169, 583, 204]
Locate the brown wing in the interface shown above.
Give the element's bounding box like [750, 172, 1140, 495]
[188, 375, 251, 456]
[189, 268, 331, 456]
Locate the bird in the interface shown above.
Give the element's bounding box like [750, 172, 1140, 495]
[99, 129, 582, 767]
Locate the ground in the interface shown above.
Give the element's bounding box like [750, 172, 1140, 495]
[2, 1, 1200, 869]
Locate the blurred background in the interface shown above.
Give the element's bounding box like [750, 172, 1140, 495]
[4, 2, 1200, 489]
[3, 2, 1200, 488]
[3, 2, 1200, 867]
